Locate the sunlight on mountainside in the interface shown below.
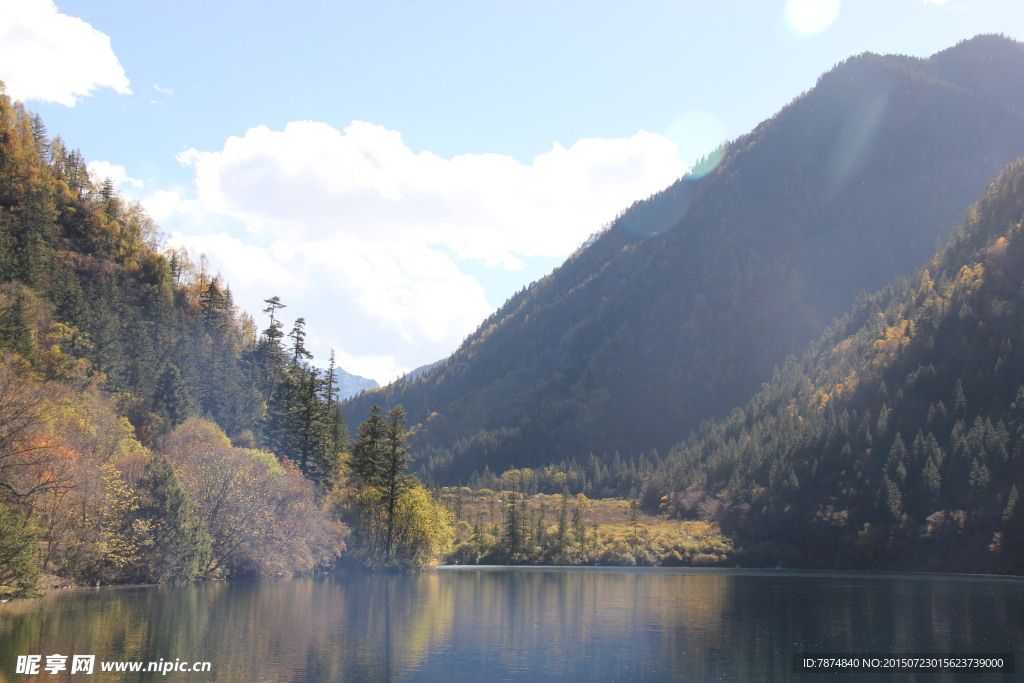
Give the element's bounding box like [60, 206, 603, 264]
[664, 110, 728, 176]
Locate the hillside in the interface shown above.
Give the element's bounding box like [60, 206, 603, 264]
[0, 86, 353, 486]
[655, 158, 1024, 573]
[0, 88, 358, 594]
[344, 35, 1024, 483]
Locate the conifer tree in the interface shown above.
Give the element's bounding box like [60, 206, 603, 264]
[348, 405, 420, 564]
[0, 501, 39, 598]
[351, 404, 387, 486]
[153, 362, 197, 431]
[0, 294, 36, 364]
[134, 454, 211, 582]
[504, 485, 524, 561]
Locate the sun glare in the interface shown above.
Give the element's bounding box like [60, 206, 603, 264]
[664, 110, 729, 177]
[784, 0, 841, 37]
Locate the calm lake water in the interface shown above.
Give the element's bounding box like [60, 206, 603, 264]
[1, 567, 1022, 682]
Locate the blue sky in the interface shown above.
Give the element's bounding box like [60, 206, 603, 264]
[2, 0, 1023, 383]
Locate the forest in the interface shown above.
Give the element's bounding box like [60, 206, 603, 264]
[456, 158, 1024, 574]
[0, 85, 713, 599]
[0, 88, 455, 598]
[344, 35, 1024, 485]
[647, 159, 1024, 573]
[5, 36, 1024, 599]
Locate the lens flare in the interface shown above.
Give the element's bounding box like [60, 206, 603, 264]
[784, 0, 841, 37]
[664, 110, 728, 178]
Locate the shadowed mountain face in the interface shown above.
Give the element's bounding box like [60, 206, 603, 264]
[656, 157, 1024, 572]
[344, 35, 1024, 483]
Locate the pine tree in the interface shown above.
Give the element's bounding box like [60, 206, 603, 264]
[153, 362, 197, 431]
[557, 488, 570, 552]
[0, 293, 37, 364]
[381, 406, 414, 562]
[253, 296, 288, 400]
[504, 485, 524, 561]
[349, 405, 416, 564]
[881, 474, 903, 521]
[1004, 485, 1019, 525]
[351, 405, 387, 486]
[0, 501, 40, 598]
[324, 350, 349, 463]
[134, 454, 211, 582]
[262, 296, 286, 344]
[197, 281, 240, 421]
[288, 317, 311, 363]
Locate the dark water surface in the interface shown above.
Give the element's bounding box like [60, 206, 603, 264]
[1, 567, 1022, 681]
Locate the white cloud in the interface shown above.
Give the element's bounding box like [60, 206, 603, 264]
[160, 121, 686, 381]
[87, 160, 144, 190]
[0, 0, 130, 106]
[167, 228, 493, 382]
[182, 120, 685, 263]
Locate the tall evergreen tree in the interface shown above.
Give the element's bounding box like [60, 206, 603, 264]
[350, 405, 416, 563]
[133, 454, 211, 582]
[0, 501, 40, 598]
[0, 293, 36, 364]
[351, 404, 387, 486]
[153, 362, 197, 431]
[288, 317, 311, 362]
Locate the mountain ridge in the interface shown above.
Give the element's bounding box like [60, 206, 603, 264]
[343, 35, 1024, 483]
[653, 156, 1024, 572]
[335, 366, 378, 400]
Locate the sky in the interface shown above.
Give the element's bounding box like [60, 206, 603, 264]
[1, 0, 1023, 384]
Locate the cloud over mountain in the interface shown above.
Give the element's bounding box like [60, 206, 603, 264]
[0, 0, 129, 105]
[154, 120, 686, 380]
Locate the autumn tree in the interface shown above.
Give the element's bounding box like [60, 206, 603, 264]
[161, 418, 343, 577]
[0, 360, 73, 501]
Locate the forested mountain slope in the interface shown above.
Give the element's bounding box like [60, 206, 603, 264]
[0, 85, 350, 485]
[0, 87, 360, 593]
[654, 158, 1024, 573]
[345, 35, 1024, 483]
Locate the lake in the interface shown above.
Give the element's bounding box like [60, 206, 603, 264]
[1, 567, 1021, 681]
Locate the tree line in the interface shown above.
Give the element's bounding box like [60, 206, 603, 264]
[438, 479, 733, 567]
[342, 35, 1024, 487]
[0, 88, 452, 598]
[645, 159, 1024, 572]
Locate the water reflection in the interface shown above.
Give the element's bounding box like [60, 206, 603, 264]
[1, 569, 1021, 681]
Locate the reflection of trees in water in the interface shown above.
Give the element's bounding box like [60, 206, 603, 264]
[431, 570, 734, 680]
[0, 576, 457, 682]
[343, 573, 457, 681]
[1, 572, 1022, 681]
[198, 575, 457, 681]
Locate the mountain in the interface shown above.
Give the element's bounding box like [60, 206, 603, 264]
[655, 157, 1024, 573]
[343, 35, 1024, 483]
[401, 360, 445, 384]
[0, 89, 354, 590]
[335, 367, 379, 400]
[0, 88, 347, 485]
